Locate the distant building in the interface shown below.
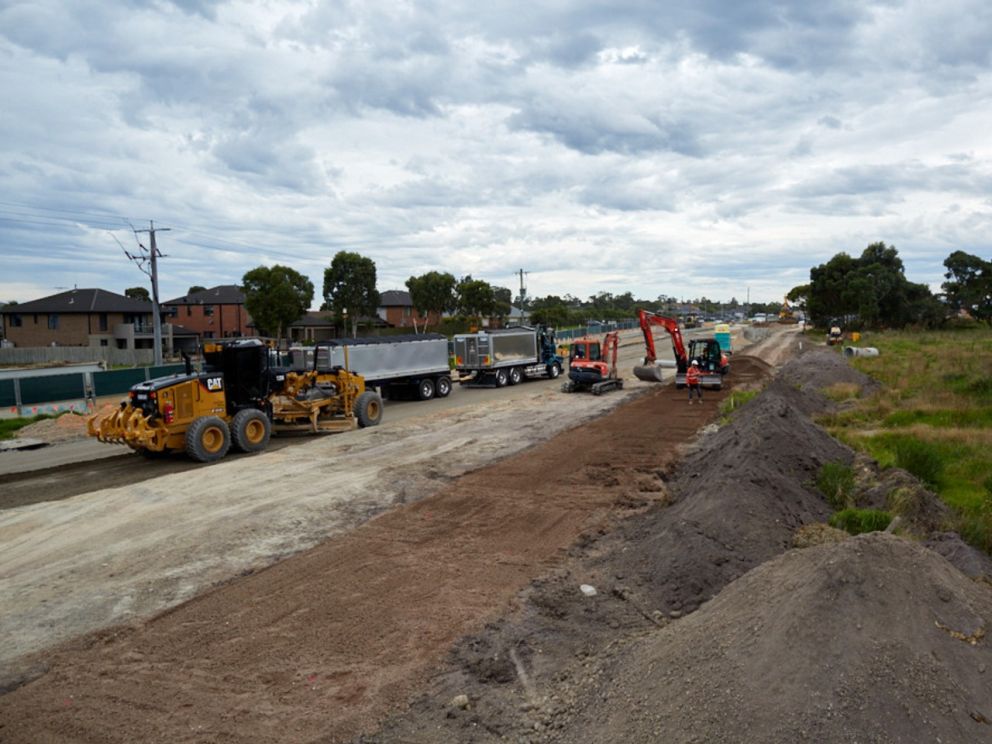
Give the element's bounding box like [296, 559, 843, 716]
[163, 285, 250, 339]
[288, 312, 338, 343]
[377, 290, 442, 329]
[0, 288, 195, 351]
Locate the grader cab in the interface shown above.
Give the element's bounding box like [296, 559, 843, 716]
[88, 338, 382, 463]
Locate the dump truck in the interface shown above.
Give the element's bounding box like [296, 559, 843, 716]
[453, 326, 563, 387]
[88, 338, 382, 463]
[292, 333, 452, 401]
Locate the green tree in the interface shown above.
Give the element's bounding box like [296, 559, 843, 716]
[242, 265, 314, 341]
[124, 286, 150, 302]
[493, 286, 513, 324]
[807, 242, 938, 329]
[322, 251, 378, 337]
[455, 275, 496, 319]
[187, 285, 207, 296]
[529, 295, 570, 328]
[405, 271, 456, 332]
[943, 251, 992, 324]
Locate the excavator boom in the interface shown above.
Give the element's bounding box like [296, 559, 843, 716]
[634, 309, 687, 383]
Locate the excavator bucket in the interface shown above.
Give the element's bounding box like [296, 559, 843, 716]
[633, 364, 666, 383]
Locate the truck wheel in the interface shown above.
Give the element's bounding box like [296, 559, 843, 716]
[548, 363, 561, 379]
[185, 416, 231, 463]
[494, 369, 509, 387]
[436, 376, 452, 397]
[417, 378, 435, 401]
[231, 409, 271, 453]
[508, 367, 523, 385]
[354, 391, 383, 427]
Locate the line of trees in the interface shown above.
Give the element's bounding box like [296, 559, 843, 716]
[790, 242, 990, 329]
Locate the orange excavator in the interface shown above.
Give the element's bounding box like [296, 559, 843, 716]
[633, 309, 730, 389]
[562, 330, 623, 395]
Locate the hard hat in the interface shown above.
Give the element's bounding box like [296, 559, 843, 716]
[691, 360, 698, 366]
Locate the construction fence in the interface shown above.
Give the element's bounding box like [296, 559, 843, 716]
[1, 364, 185, 418]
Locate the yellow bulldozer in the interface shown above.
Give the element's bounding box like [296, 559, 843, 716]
[88, 338, 382, 463]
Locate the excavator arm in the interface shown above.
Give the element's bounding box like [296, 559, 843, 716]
[637, 309, 687, 368]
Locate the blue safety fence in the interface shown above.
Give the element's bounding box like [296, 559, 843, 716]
[554, 318, 638, 342]
[0, 379, 15, 408]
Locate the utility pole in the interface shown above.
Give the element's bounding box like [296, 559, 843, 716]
[131, 221, 170, 365]
[516, 268, 529, 311]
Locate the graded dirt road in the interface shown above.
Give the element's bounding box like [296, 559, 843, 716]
[0, 324, 798, 743]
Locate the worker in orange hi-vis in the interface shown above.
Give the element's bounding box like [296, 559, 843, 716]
[686, 359, 702, 404]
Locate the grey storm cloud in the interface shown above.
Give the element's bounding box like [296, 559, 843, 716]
[1, 0, 991, 304]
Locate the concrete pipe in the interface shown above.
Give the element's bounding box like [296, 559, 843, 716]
[844, 346, 879, 357]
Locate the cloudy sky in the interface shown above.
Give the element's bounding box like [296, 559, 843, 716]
[1, 0, 990, 308]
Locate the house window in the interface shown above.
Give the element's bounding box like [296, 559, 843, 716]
[203, 305, 214, 317]
[10, 313, 22, 327]
[403, 306, 412, 317]
[203, 331, 214, 339]
[48, 314, 59, 330]
[187, 306, 192, 317]
[100, 339, 108, 346]
[99, 313, 108, 332]
[33, 314, 38, 324]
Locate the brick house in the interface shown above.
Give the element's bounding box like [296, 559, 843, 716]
[163, 285, 250, 339]
[0, 288, 181, 349]
[377, 290, 442, 329]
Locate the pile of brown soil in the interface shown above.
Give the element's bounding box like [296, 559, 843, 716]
[553, 533, 992, 744]
[17, 408, 107, 444]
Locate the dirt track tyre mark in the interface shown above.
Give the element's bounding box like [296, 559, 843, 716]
[231, 409, 271, 454]
[355, 391, 383, 427]
[436, 376, 452, 397]
[185, 416, 231, 463]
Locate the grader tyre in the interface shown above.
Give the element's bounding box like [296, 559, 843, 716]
[231, 409, 271, 453]
[185, 416, 231, 463]
[355, 391, 383, 428]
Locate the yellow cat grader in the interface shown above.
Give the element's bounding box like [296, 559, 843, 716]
[88, 338, 382, 463]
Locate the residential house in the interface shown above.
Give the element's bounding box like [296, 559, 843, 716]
[288, 312, 338, 343]
[163, 285, 250, 339]
[0, 288, 196, 351]
[377, 290, 444, 329]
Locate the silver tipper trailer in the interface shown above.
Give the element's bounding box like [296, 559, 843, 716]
[453, 326, 563, 387]
[293, 334, 453, 401]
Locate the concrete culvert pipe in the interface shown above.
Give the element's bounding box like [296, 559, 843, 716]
[844, 347, 879, 357]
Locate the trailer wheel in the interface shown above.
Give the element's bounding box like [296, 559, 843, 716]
[231, 409, 271, 453]
[508, 367, 523, 385]
[436, 376, 452, 397]
[494, 369, 509, 387]
[185, 416, 231, 463]
[355, 391, 383, 427]
[548, 363, 561, 379]
[417, 378, 436, 401]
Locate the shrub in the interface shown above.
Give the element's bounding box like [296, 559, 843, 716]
[893, 437, 943, 488]
[816, 462, 855, 509]
[829, 508, 893, 535]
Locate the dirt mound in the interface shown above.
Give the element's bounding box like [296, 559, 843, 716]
[17, 406, 111, 444]
[554, 533, 992, 744]
[778, 346, 879, 396]
[926, 532, 992, 581]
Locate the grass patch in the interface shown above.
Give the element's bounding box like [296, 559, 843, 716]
[816, 462, 855, 510]
[719, 390, 758, 418]
[0, 414, 56, 441]
[829, 508, 893, 535]
[822, 382, 861, 402]
[819, 326, 992, 553]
